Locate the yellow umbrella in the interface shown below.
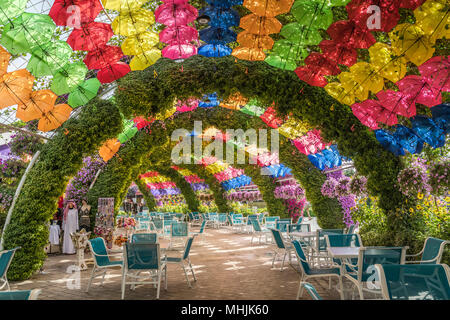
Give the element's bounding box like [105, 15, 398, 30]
[349, 62, 385, 95]
[155, 106, 176, 120]
[278, 117, 311, 139]
[390, 23, 435, 66]
[101, 0, 147, 11]
[121, 31, 160, 55]
[16, 89, 57, 122]
[112, 9, 155, 36]
[232, 46, 266, 61]
[0, 69, 34, 109]
[369, 43, 407, 83]
[0, 46, 10, 78]
[414, 0, 449, 42]
[129, 48, 161, 71]
[99, 138, 121, 162]
[38, 103, 72, 132]
[325, 82, 356, 106]
[240, 14, 282, 35]
[237, 32, 274, 50]
[243, 0, 295, 17]
[338, 72, 369, 102]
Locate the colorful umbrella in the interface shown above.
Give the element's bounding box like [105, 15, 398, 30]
[0, 47, 11, 78]
[0, 69, 34, 109]
[265, 55, 297, 71]
[431, 103, 449, 134]
[101, 0, 148, 11]
[376, 90, 417, 118]
[243, 0, 294, 17]
[99, 138, 121, 162]
[352, 100, 398, 129]
[199, 7, 240, 28]
[418, 56, 450, 92]
[67, 78, 101, 108]
[67, 22, 113, 51]
[326, 20, 376, 49]
[121, 31, 160, 55]
[97, 62, 131, 84]
[394, 125, 424, 154]
[397, 75, 442, 108]
[38, 103, 73, 132]
[239, 14, 282, 35]
[130, 49, 162, 71]
[49, 0, 103, 26]
[83, 45, 124, 70]
[411, 116, 445, 149]
[51, 62, 88, 95]
[16, 89, 57, 122]
[160, 26, 199, 44]
[155, 3, 198, 27]
[375, 130, 405, 156]
[162, 44, 197, 60]
[232, 47, 265, 61]
[346, 0, 400, 32]
[198, 44, 232, 57]
[280, 22, 322, 44]
[200, 27, 236, 45]
[237, 32, 274, 50]
[271, 39, 308, 60]
[27, 40, 73, 77]
[319, 40, 358, 67]
[112, 9, 155, 36]
[0, 0, 27, 25]
[369, 43, 408, 83]
[1, 13, 56, 55]
[291, 0, 333, 29]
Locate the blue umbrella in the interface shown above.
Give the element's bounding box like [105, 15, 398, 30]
[200, 27, 236, 44]
[411, 116, 445, 149]
[308, 154, 326, 170]
[205, 0, 243, 8]
[199, 92, 220, 108]
[393, 125, 424, 154]
[375, 130, 405, 156]
[200, 7, 240, 29]
[198, 44, 232, 57]
[430, 103, 450, 134]
[323, 148, 342, 168]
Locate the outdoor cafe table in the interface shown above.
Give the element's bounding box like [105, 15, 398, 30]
[288, 231, 317, 239]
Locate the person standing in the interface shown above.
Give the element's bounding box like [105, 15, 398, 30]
[62, 200, 79, 254]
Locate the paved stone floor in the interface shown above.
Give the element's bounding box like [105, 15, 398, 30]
[10, 227, 342, 300]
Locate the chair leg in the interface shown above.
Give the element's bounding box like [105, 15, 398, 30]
[272, 251, 277, 268]
[121, 272, 126, 300]
[338, 276, 345, 300]
[329, 276, 332, 289]
[281, 251, 287, 271]
[101, 269, 107, 285]
[86, 265, 96, 292]
[356, 284, 364, 300]
[297, 276, 305, 299]
[156, 272, 162, 300]
[188, 259, 197, 281]
[181, 262, 191, 288]
[164, 265, 168, 290]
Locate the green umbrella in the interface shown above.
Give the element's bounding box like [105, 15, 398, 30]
[271, 39, 309, 60]
[51, 62, 88, 95]
[265, 55, 298, 71]
[0, 0, 27, 25]
[27, 40, 73, 77]
[118, 119, 138, 143]
[240, 102, 265, 117]
[0, 13, 55, 55]
[68, 78, 101, 108]
[291, 0, 333, 30]
[280, 23, 323, 45]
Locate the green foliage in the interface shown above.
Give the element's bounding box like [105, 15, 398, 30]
[134, 177, 156, 211]
[3, 99, 122, 280]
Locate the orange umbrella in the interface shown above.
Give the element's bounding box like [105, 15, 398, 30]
[0, 69, 34, 109]
[237, 32, 274, 50]
[243, 0, 295, 17]
[240, 14, 282, 35]
[0, 46, 10, 78]
[16, 89, 57, 122]
[37, 103, 72, 132]
[99, 138, 121, 162]
[232, 46, 266, 61]
[220, 92, 248, 110]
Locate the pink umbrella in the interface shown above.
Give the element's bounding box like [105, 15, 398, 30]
[162, 44, 197, 60]
[176, 98, 198, 112]
[418, 56, 449, 91]
[352, 100, 398, 129]
[376, 90, 417, 118]
[159, 25, 198, 44]
[155, 3, 198, 27]
[397, 75, 442, 108]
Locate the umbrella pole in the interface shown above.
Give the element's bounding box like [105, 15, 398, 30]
[0, 151, 41, 250]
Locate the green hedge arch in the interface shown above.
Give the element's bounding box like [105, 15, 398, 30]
[3, 100, 123, 280]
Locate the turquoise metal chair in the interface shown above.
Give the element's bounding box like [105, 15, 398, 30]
[131, 233, 158, 244]
[406, 237, 449, 264]
[190, 212, 201, 226]
[151, 217, 164, 233]
[218, 213, 228, 227]
[301, 282, 323, 300]
[264, 216, 279, 229]
[292, 240, 342, 300]
[269, 228, 294, 272]
[325, 233, 362, 267]
[165, 237, 197, 288]
[0, 247, 20, 291]
[276, 218, 291, 233]
[86, 238, 123, 292]
[250, 218, 270, 244]
[121, 243, 167, 299]
[201, 213, 216, 229]
[0, 289, 41, 300]
[169, 222, 189, 249]
[341, 246, 407, 300]
[190, 220, 206, 243]
[374, 264, 450, 300]
[312, 229, 345, 267]
[288, 224, 312, 249]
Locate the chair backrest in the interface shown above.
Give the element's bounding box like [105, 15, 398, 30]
[250, 218, 262, 232]
[171, 222, 188, 237]
[199, 220, 207, 234]
[346, 224, 357, 234]
[375, 264, 450, 300]
[226, 214, 233, 226]
[276, 219, 291, 232]
[292, 240, 310, 274]
[356, 247, 407, 282]
[269, 229, 285, 249]
[264, 216, 279, 228]
[317, 229, 345, 252]
[88, 238, 110, 267]
[192, 212, 200, 219]
[188, 212, 194, 220]
[301, 283, 323, 300]
[152, 217, 163, 230]
[0, 289, 41, 300]
[124, 243, 160, 270]
[131, 233, 158, 244]
[183, 237, 195, 260]
[247, 214, 258, 225]
[288, 223, 311, 233]
[0, 247, 19, 278]
[218, 213, 227, 223]
[326, 234, 362, 248]
[421, 237, 448, 264]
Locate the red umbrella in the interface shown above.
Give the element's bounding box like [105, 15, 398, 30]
[326, 20, 376, 49]
[133, 116, 154, 130]
[159, 26, 198, 45]
[294, 65, 328, 87]
[97, 62, 130, 84]
[155, 3, 198, 27]
[399, 0, 426, 10]
[397, 75, 442, 108]
[418, 56, 450, 92]
[67, 22, 113, 51]
[376, 90, 417, 118]
[305, 53, 340, 75]
[83, 45, 124, 70]
[346, 0, 400, 32]
[319, 40, 358, 67]
[49, 0, 103, 26]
